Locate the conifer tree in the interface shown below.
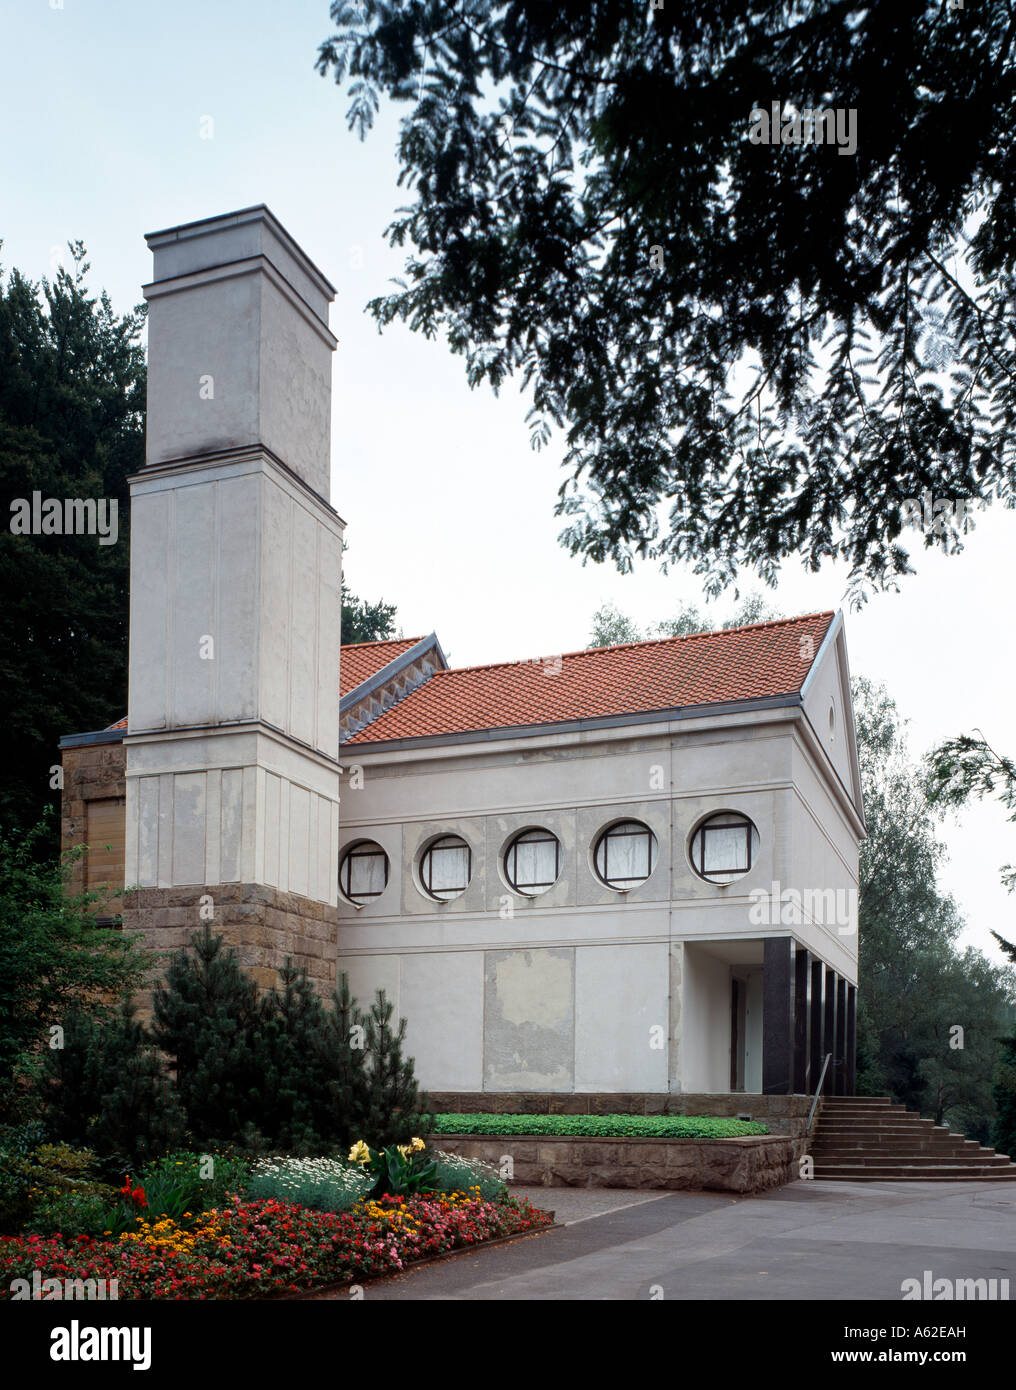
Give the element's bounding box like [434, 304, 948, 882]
[254, 961, 332, 1152]
[151, 927, 264, 1145]
[321, 971, 369, 1148]
[356, 989, 430, 1148]
[44, 1001, 184, 1172]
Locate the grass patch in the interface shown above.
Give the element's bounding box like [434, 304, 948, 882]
[431, 1114, 770, 1139]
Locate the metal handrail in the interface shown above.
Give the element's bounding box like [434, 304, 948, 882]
[805, 1052, 833, 1134]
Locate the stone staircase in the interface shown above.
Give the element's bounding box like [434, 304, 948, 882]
[811, 1096, 1016, 1181]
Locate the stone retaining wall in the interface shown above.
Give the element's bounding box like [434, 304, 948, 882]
[428, 1093, 816, 1165]
[433, 1133, 796, 1193]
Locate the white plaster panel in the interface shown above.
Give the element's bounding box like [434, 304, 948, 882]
[400, 951, 484, 1091]
[336, 953, 401, 1023]
[204, 769, 222, 886]
[288, 784, 311, 899]
[263, 771, 281, 888]
[259, 479, 291, 732]
[215, 472, 260, 723]
[220, 768, 244, 883]
[483, 947, 575, 1091]
[127, 490, 170, 732]
[145, 274, 261, 465]
[171, 773, 206, 886]
[574, 943, 670, 1091]
[259, 275, 333, 498]
[287, 502, 318, 747]
[681, 946, 732, 1092]
[170, 482, 216, 727]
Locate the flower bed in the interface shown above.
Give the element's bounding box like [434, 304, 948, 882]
[0, 1191, 553, 1299]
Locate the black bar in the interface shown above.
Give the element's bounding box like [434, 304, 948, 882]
[846, 983, 857, 1096]
[763, 937, 793, 1095]
[793, 945, 809, 1094]
[810, 958, 824, 1093]
[823, 966, 837, 1082]
[835, 976, 847, 1096]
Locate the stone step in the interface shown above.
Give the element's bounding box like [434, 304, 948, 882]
[813, 1167, 1016, 1181]
[812, 1144, 984, 1157]
[816, 1126, 942, 1134]
[822, 1095, 893, 1105]
[812, 1152, 1012, 1167]
[817, 1134, 972, 1145]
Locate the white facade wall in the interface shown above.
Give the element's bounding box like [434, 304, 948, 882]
[336, 682, 863, 1093]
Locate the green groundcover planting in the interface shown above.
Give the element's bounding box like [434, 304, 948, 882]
[431, 1114, 770, 1139]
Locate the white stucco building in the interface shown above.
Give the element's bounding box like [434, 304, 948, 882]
[60, 205, 864, 1104]
[334, 617, 864, 1099]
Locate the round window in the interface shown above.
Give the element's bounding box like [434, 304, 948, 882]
[690, 813, 759, 885]
[340, 840, 389, 904]
[419, 835, 472, 901]
[505, 828, 561, 896]
[593, 820, 657, 891]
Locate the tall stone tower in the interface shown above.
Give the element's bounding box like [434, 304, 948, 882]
[122, 206, 343, 993]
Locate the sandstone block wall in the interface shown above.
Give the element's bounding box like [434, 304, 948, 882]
[433, 1133, 796, 1193]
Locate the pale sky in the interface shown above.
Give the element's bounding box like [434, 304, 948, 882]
[4, 0, 1014, 960]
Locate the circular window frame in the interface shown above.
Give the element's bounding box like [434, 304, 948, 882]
[338, 838, 390, 907]
[502, 826, 562, 898]
[592, 818, 659, 893]
[688, 811, 760, 887]
[417, 833, 474, 903]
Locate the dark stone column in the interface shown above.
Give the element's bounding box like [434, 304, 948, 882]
[835, 976, 847, 1095]
[810, 959, 824, 1093]
[793, 945, 810, 1094]
[846, 984, 857, 1096]
[763, 937, 793, 1095]
[823, 966, 837, 1090]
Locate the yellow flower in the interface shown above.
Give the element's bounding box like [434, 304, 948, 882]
[410, 1137, 425, 1152]
[348, 1140, 372, 1165]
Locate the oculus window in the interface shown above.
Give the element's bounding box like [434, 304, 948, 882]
[420, 835, 472, 901]
[340, 841, 389, 904]
[505, 828, 561, 896]
[594, 820, 657, 891]
[691, 813, 759, 885]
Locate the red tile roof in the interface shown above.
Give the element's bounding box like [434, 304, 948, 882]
[345, 613, 835, 745]
[341, 637, 424, 696]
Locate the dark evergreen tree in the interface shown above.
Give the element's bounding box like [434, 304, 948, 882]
[321, 971, 370, 1149]
[0, 246, 145, 844]
[151, 927, 264, 1145]
[253, 961, 334, 1152]
[356, 989, 430, 1148]
[43, 1001, 185, 1173]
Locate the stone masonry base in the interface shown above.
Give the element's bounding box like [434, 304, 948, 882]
[122, 883, 339, 1000]
[433, 1133, 796, 1193]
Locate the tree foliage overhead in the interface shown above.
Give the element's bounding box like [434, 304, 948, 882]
[318, 0, 1016, 599]
[926, 732, 1016, 893]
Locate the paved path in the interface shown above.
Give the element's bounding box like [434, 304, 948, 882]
[340, 1180, 1016, 1301]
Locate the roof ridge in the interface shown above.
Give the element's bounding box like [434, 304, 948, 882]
[342, 635, 425, 650]
[435, 610, 835, 678]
